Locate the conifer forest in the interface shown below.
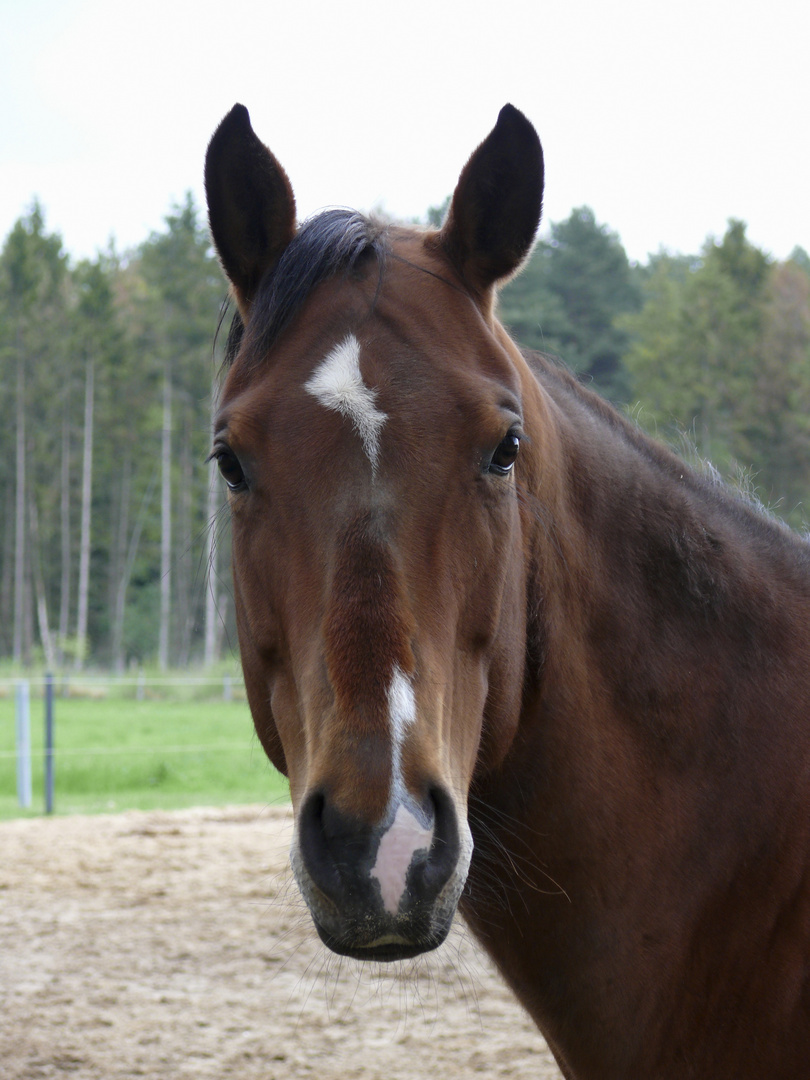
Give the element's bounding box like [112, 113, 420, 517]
[2, 195, 809, 669]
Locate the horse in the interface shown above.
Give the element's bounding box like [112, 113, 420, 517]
[204, 103, 810, 1079]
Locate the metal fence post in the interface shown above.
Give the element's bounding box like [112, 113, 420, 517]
[45, 672, 55, 814]
[15, 680, 32, 809]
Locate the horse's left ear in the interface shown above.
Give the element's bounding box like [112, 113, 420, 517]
[205, 104, 297, 318]
[440, 104, 544, 295]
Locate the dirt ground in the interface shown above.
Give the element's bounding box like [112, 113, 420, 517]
[1, 805, 562, 1079]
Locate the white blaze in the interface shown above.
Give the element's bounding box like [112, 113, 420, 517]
[371, 803, 434, 915]
[388, 666, 416, 784]
[304, 334, 387, 470]
[369, 668, 434, 915]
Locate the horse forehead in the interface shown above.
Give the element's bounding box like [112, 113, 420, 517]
[304, 333, 387, 469]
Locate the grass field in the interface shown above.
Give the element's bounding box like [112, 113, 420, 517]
[0, 680, 290, 819]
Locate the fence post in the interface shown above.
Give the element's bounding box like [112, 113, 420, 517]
[15, 680, 32, 809]
[44, 672, 55, 814]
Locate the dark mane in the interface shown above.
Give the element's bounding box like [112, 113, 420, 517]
[525, 347, 810, 563]
[225, 209, 387, 367]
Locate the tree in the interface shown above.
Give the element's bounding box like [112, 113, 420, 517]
[789, 247, 810, 277]
[3, 188, 808, 668]
[424, 196, 450, 228]
[135, 193, 226, 667]
[751, 261, 810, 515]
[625, 222, 769, 453]
[74, 357, 94, 669]
[0, 203, 70, 666]
[500, 207, 641, 400]
[621, 222, 810, 523]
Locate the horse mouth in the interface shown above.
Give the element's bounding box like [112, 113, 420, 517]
[312, 920, 450, 962]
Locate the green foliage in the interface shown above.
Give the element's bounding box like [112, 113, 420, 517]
[788, 246, 810, 276]
[623, 221, 810, 525]
[0, 195, 230, 671]
[1, 200, 68, 314]
[500, 206, 641, 400]
[1, 190, 809, 677]
[424, 195, 450, 228]
[137, 192, 223, 369]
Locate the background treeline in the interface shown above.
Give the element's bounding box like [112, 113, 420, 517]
[1, 196, 229, 672]
[2, 197, 809, 670]
[499, 207, 810, 520]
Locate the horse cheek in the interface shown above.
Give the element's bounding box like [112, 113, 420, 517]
[477, 560, 527, 774]
[230, 558, 288, 777]
[237, 629, 288, 778]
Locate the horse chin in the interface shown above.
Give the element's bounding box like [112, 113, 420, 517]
[311, 920, 451, 963]
[308, 911, 453, 963]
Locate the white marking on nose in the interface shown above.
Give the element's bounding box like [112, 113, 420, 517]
[389, 667, 416, 770]
[370, 803, 434, 915]
[304, 334, 387, 470]
[367, 668, 430, 915]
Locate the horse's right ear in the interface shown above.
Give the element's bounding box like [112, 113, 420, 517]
[440, 105, 543, 296]
[204, 104, 296, 318]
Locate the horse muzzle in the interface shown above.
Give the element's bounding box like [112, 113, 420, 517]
[291, 785, 471, 961]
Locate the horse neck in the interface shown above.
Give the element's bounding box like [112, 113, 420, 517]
[524, 360, 810, 770]
[467, 357, 810, 1079]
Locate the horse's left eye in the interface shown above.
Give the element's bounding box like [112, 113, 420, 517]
[489, 434, 520, 475]
[215, 448, 247, 491]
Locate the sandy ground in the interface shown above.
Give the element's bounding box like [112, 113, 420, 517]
[0, 805, 562, 1079]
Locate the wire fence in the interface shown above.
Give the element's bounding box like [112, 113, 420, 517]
[0, 671, 246, 700]
[0, 671, 289, 818]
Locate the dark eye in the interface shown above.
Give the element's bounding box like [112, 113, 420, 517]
[214, 448, 246, 491]
[489, 433, 520, 475]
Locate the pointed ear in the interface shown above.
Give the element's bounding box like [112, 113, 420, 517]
[440, 104, 544, 295]
[204, 104, 296, 317]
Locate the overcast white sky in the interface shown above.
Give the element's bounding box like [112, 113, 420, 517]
[3, 0, 808, 265]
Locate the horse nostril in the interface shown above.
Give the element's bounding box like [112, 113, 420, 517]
[412, 786, 461, 898]
[297, 791, 339, 900]
[297, 790, 373, 901]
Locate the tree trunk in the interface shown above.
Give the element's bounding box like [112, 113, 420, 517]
[23, 558, 33, 668]
[158, 370, 172, 670]
[13, 355, 26, 665]
[0, 491, 14, 655]
[110, 455, 131, 673]
[176, 403, 192, 668]
[58, 410, 71, 667]
[113, 472, 156, 673]
[74, 359, 94, 670]
[29, 494, 57, 670]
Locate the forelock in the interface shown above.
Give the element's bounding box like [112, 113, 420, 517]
[224, 209, 387, 368]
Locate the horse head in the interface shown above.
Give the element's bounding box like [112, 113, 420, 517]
[205, 104, 544, 961]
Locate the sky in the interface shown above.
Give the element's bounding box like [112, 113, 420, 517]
[2, 0, 809, 266]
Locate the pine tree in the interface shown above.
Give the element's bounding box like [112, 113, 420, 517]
[500, 207, 640, 400]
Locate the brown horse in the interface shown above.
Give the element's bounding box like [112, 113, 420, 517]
[204, 104, 810, 1078]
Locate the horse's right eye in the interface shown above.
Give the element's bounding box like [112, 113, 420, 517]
[489, 433, 521, 476]
[215, 449, 246, 492]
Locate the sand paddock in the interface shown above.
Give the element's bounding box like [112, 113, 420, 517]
[1, 805, 562, 1078]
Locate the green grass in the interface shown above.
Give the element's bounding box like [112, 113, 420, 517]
[0, 691, 289, 819]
